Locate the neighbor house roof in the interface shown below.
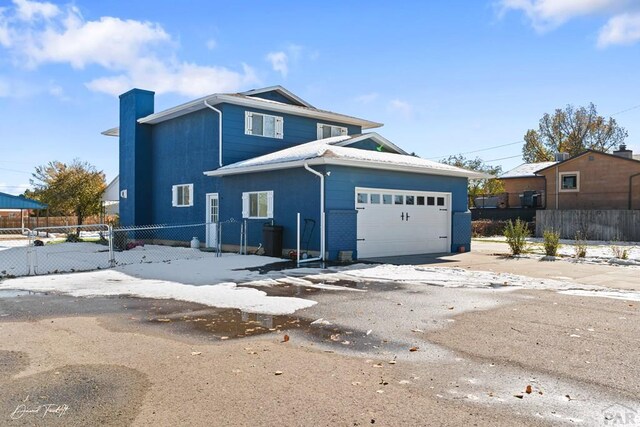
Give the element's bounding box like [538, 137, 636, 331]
[204, 134, 491, 179]
[102, 85, 382, 137]
[535, 149, 640, 173]
[500, 161, 557, 179]
[0, 192, 47, 210]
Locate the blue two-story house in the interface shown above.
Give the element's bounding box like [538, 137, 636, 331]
[103, 86, 486, 260]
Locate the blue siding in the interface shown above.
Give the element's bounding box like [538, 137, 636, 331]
[217, 168, 322, 255]
[119, 89, 155, 226]
[347, 139, 397, 153]
[220, 103, 361, 165]
[324, 166, 470, 254]
[247, 91, 301, 105]
[149, 109, 219, 226]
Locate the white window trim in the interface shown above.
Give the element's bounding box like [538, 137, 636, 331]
[172, 183, 194, 207]
[245, 111, 284, 139]
[559, 171, 580, 192]
[317, 123, 348, 140]
[242, 191, 274, 219]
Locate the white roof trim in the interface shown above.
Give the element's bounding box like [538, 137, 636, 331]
[136, 94, 382, 129]
[205, 157, 490, 179]
[101, 127, 119, 137]
[240, 85, 314, 108]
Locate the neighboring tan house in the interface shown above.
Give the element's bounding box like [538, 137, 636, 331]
[536, 146, 640, 210]
[499, 161, 557, 208]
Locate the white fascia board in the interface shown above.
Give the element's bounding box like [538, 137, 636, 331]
[101, 127, 120, 137]
[335, 133, 408, 155]
[205, 157, 491, 179]
[138, 94, 382, 129]
[241, 86, 314, 108]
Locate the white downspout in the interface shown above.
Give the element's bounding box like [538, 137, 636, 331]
[304, 162, 325, 261]
[204, 99, 223, 167]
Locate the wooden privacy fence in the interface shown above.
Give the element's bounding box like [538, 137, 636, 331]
[0, 215, 106, 229]
[536, 210, 640, 241]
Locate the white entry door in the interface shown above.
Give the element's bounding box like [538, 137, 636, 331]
[205, 193, 219, 248]
[356, 187, 451, 258]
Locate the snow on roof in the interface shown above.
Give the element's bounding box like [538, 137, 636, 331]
[207, 135, 491, 179]
[500, 161, 557, 178]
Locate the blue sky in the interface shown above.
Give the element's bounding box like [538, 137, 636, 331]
[1, 0, 639, 194]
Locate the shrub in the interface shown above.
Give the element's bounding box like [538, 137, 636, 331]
[574, 233, 587, 258]
[66, 233, 80, 243]
[472, 220, 507, 238]
[543, 229, 560, 256]
[611, 246, 628, 259]
[503, 219, 530, 255]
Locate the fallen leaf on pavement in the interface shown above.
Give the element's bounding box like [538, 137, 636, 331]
[525, 385, 532, 394]
[191, 351, 202, 356]
[275, 371, 283, 375]
[514, 394, 524, 399]
[409, 347, 419, 352]
[411, 328, 424, 333]
[282, 334, 290, 343]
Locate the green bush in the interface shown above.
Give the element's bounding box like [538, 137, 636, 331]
[543, 229, 560, 256]
[503, 219, 530, 256]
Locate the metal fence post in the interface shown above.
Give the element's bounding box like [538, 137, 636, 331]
[108, 225, 115, 267]
[26, 228, 33, 276]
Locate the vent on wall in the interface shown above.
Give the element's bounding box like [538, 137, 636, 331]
[554, 152, 570, 161]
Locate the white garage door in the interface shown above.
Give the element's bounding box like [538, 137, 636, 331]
[356, 187, 451, 258]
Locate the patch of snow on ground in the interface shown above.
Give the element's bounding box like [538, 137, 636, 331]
[474, 237, 640, 266]
[0, 254, 315, 315]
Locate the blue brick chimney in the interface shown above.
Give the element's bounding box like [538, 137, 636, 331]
[118, 89, 154, 226]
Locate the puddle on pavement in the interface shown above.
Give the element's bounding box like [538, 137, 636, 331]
[142, 304, 386, 351]
[0, 289, 47, 298]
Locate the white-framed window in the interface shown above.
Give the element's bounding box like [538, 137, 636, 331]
[559, 171, 580, 192]
[245, 111, 283, 139]
[172, 183, 193, 207]
[317, 123, 348, 140]
[242, 191, 274, 219]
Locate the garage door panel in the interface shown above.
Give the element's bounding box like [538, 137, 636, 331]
[355, 188, 450, 258]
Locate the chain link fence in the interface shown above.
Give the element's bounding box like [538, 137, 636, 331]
[0, 222, 234, 278]
[0, 228, 31, 278]
[111, 223, 209, 266]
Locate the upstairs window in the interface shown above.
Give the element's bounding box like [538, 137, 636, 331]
[172, 184, 193, 207]
[242, 191, 274, 219]
[245, 112, 283, 139]
[317, 123, 348, 140]
[560, 172, 579, 192]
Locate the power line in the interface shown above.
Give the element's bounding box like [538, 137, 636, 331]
[610, 104, 640, 116]
[484, 154, 522, 162]
[428, 102, 639, 162]
[428, 140, 523, 160]
[0, 167, 31, 175]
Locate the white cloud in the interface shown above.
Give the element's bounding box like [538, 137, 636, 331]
[266, 51, 288, 77]
[206, 38, 217, 50]
[499, 0, 632, 30]
[86, 60, 258, 97]
[0, 1, 260, 97]
[355, 92, 379, 104]
[498, 0, 640, 46]
[387, 99, 413, 119]
[13, 0, 59, 22]
[597, 12, 640, 46]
